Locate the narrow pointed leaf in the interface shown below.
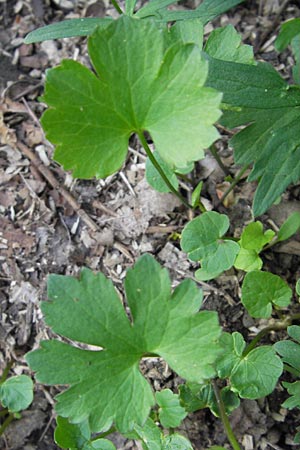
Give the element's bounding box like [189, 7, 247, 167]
[277, 211, 300, 242]
[26, 254, 221, 433]
[24, 18, 113, 43]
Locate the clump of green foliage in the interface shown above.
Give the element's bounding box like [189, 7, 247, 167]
[17, 0, 300, 448]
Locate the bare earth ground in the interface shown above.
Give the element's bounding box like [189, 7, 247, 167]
[0, 0, 300, 449]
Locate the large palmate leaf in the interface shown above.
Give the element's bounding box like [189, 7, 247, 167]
[26, 255, 221, 433]
[206, 57, 300, 216]
[41, 16, 221, 179]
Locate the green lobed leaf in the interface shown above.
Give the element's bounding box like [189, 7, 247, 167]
[0, 375, 33, 413]
[206, 57, 300, 216]
[26, 254, 221, 433]
[205, 25, 254, 64]
[156, 389, 187, 428]
[55, 417, 116, 450]
[125, 417, 163, 450]
[216, 332, 283, 399]
[181, 211, 240, 280]
[241, 271, 292, 318]
[146, 151, 179, 193]
[234, 248, 262, 272]
[277, 211, 300, 242]
[24, 18, 113, 43]
[41, 16, 221, 179]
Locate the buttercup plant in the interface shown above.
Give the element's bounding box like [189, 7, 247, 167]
[19, 0, 300, 448]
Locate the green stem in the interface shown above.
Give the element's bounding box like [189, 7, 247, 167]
[110, 0, 123, 15]
[283, 363, 300, 378]
[0, 361, 13, 385]
[92, 426, 116, 440]
[211, 380, 242, 450]
[0, 409, 9, 418]
[137, 132, 193, 209]
[217, 164, 249, 206]
[0, 412, 14, 436]
[243, 319, 292, 357]
[209, 144, 230, 177]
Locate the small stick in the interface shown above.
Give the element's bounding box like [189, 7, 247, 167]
[17, 142, 98, 232]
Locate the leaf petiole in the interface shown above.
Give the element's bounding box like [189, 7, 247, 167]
[217, 164, 249, 206]
[0, 412, 15, 437]
[137, 132, 193, 209]
[211, 380, 242, 450]
[110, 0, 124, 15]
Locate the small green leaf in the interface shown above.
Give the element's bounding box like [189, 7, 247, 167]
[169, 19, 203, 47]
[239, 222, 275, 251]
[296, 280, 300, 296]
[181, 211, 240, 280]
[277, 211, 300, 242]
[156, 389, 187, 428]
[157, 0, 244, 25]
[234, 248, 262, 272]
[275, 325, 300, 373]
[234, 222, 275, 271]
[42, 16, 221, 179]
[216, 332, 245, 379]
[55, 417, 116, 450]
[26, 254, 221, 433]
[241, 271, 292, 318]
[146, 151, 179, 193]
[275, 18, 300, 51]
[191, 181, 203, 209]
[281, 381, 300, 409]
[24, 18, 113, 43]
[179, 382, 239, 417]
[0, 375, 33, 413]
[164, 434, 193, 450]
[125, 417, 163, 450]
[205, 25, 254, 64]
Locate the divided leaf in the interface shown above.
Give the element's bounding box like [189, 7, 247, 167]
[42, 16, 221, 179]
[241, 271, 292, 318]
[0, 375, 34, 413]
[216, 332, 283, 399]
[206, 58, 300, 216]
[26, 254, 221, 433]
[156, 389, 187, 428]
[181, 211, 240, 280]
[205, 25, 254, 64]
